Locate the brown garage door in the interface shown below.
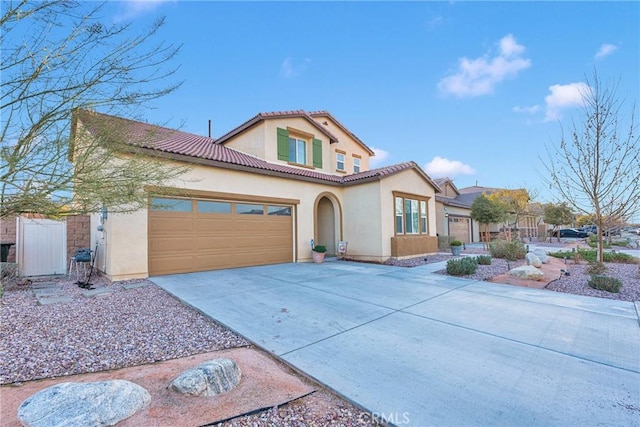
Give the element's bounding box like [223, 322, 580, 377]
[449, 216, 471, 244]
[148, 197, 293, 275]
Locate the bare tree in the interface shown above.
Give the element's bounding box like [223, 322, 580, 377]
[542, 72, 640, 262]
[1, 1, 187, 218]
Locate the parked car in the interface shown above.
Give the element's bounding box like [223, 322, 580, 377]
[554, 228, 589, 238]
[579, 225, 597, 235]
[636, 228, 640, 236]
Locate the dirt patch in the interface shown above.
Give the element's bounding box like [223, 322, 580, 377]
[488, 256, 568, 289]
[0, 347, 315, 427]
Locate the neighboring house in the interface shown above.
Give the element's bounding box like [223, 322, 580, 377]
[434, 181, 543, 243]
[72, 109, 441, 281]
[434, 178, 476, 243]
[457, 185, 541, 241]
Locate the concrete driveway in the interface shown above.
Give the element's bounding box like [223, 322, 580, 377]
[151, 261, 640, 426]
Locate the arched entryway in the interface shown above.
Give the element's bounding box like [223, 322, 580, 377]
[314, 193, 342, 256]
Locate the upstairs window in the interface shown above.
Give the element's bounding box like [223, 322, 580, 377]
[336, 152, 345, 171]
[353, 157, 361, 173]
[289, 137, 306, 165]
[277, 127, 322, 167]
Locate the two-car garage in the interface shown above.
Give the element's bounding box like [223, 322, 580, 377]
[148, 195, 295, 276]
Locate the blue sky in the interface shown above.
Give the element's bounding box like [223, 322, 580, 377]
[106, 1, 639, 205]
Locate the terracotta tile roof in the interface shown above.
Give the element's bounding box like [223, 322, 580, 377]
[73, 110, 438, 190]
[215, 110, 340, 145]
[75, 109, 217, 158]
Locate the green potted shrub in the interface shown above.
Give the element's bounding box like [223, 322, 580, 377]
[312, 244, 327, 263]
[450, 240, 463, 256]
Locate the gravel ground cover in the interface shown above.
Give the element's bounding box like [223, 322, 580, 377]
[0, 275, 378, 426]
[0, 277, 249, 385]
[386, 247, 640, 302]
[546, 262, 640, 302]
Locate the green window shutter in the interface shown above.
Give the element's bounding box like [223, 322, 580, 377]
[312, 138, 323, 168]
[277, 128, 289, 161]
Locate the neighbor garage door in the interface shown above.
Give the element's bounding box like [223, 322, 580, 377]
[449, 216, 471, 244]
[148, 197, 293, 275]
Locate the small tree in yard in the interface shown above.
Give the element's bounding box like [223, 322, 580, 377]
[1, 1, 187, 218]
[544, 202, 574, 242]
[470, 194, 509, 248]
[486, 188, 532, 241]
[542, 71, 640, 262]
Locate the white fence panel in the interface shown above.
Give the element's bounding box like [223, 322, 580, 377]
[18, 218, 67, 276]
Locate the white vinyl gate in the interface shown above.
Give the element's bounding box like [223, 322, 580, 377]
[17, 218, 67, 276]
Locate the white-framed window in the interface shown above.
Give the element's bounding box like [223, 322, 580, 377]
[289, 137, 306, 164]
[336, 152, 345, 171]
[353, 157, 361, 173]
[394, 194, 429, 235]
[395, 197, 404, 234]
[404, 199, 419, 234]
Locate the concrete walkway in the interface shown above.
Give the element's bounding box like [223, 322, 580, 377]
[151, 261, 640, 426]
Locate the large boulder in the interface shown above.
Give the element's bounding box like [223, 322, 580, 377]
[171, 358, 241, 397]
[533, 248, 549, 264]
[18, 380, 150, 427]
[510, 265, 544, 281]
[525, 252, 542, 267]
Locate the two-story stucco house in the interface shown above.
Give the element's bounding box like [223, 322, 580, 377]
[72, 109, 441, 280]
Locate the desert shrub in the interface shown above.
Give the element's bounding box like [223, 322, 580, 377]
[578, 249, 636, 263]
[446, 257, 478, 276]
[587, 235, 612, 248]
[588, 275, 622, 293]
[548, 249, 637, 264]
[489, 240, 526, 261]
[586, 261, 607, 275]
[547, 250, 570, 258]
[476, 255, 492, 265]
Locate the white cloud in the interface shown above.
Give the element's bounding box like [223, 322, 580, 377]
[114, 0, 173, 22]
[438, 34, 531, 97]
[424, 156, 475, 178]
[369, 147, 390, 168]
[280, 57, 311, 78]
[544, 82, 591, 121]
[513, 105, 540, 114]
[594, 43, 618, 60]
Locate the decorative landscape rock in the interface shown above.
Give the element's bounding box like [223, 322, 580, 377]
[18, 380, 150, 427]
[525, 252, 542, 267]
[171, 358, 241, 397]
[533, 249, 549, 264]
[510, 265, 544, 280]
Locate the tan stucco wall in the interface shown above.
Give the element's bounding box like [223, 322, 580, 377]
[102, 162, 353, 280]
[222, 116, 372, 176]
[342, 181, 384, 261]
[313, 115, 372, 172]
[99, 157, 439, 279]
[220, 124, 266, 159]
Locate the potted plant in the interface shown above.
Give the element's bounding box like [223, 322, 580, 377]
[450, 240, 463, 256]
[312, 245, 327, 263]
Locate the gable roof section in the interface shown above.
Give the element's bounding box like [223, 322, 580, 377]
[215, 110, 375, 156]
[433, 177, 460, 198]
[214, 110, 340, 145]
[308, 110, 375, 155]
[73, 109, 439, 190]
